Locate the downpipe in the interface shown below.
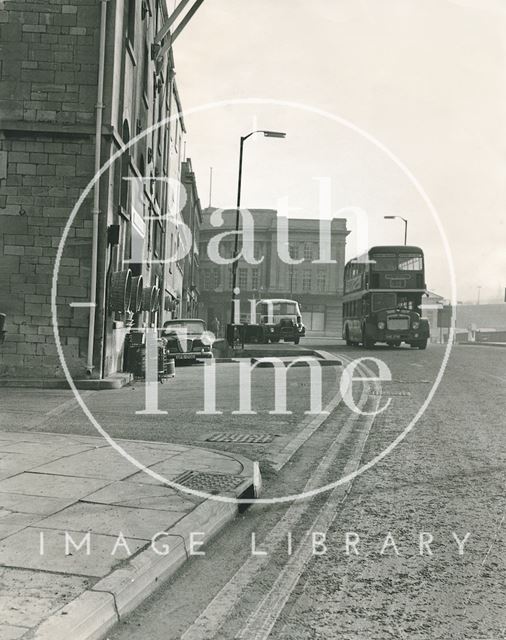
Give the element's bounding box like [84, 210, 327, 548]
[87, 0, 108, 375]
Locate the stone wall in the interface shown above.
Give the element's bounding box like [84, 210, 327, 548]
[0, 132, 95, 378]
[0, 0, 101, 378]
[0, 0, 99, 126]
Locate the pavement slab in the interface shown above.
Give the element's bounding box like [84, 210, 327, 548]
[0, 624, 29, 640]
[0, 386, 257, 640]
[0, 566, 89, 628]
[0, 527, 146, 578]
[0, 472, 110, 500]
[0, 493, 75, 516]
[31, 446, 174, 481]
[82, 481, 201, 511]
[38, 502, 187, 540]
[0, 513, 42, 541]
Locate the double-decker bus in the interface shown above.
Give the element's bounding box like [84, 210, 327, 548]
[342, 245, 430, 349]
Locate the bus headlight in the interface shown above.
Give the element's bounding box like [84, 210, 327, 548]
[377, 321, 386, 330]
[412, 321, 420, 329]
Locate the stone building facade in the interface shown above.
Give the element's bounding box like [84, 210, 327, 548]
[0, 0, 199, 379]
[198, 208, 349, 336]
[179, 159, 202, 319]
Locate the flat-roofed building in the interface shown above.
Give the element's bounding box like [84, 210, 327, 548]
[198, 208, 349, 336]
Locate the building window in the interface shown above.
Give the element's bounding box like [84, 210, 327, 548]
[228, 267, 234, 288]
[201, 269, 210, 291]
[142, 43, 149, 104]
[290, 269, 297, 292]
[119, 120, 130, 212]
[317, 270, 326, 293]
[153, 218, 163, 259]
[251, 268, 259, 290]
[303, 243, 313, 261]
[213, 267, 220, 289]
[238, 268, 248, 289]
[303, 270, 312, 291]
[289, 243, 299, 260]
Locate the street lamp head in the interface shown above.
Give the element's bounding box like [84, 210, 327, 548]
[384, 215, 396, 219]
[262, 130, 286, 138]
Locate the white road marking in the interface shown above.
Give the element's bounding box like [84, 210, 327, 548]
[28, 390, 96, 428]
[181, 361, 379, 640]
[237, 403, 377, 640]
[483, 372, 506, 384]
[266, 354, 350, 472]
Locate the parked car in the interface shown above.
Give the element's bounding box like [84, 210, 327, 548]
[161, 319, 213, 364]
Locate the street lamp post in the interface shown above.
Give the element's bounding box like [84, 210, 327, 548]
[384, 215, 408, 245]
[229, 130, 286, 332]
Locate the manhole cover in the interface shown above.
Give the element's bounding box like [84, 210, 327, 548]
[173, 470, 245, 492]
[205, 433, 275, 444]
[369, 390, 411, 397]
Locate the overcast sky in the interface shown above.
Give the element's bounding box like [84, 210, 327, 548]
[173, 0, 505, 303]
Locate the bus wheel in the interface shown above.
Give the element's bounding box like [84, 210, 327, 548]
[345, 327, 353, 347]
[294, 336, 300, 345]
[412, 339, 427, 350]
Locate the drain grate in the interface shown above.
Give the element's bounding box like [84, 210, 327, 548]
[205, 432, 275, 444]
[370, 390, 411, 397]
[173, 470, 245, 492]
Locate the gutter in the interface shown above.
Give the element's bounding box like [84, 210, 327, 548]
[87, 0, 108, 375]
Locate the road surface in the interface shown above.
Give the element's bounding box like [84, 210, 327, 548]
[102, 340, 506, 640]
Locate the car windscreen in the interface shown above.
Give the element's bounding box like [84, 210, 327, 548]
[258, 302, 298, 316]
[163, 322, 205, 333]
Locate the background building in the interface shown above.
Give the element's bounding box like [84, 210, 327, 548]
[179, 158, 202, 318]
[0, 0, 201, 379]
[198, 208, 349, 336]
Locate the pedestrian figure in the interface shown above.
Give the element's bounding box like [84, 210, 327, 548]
[210, 316, 220, 338]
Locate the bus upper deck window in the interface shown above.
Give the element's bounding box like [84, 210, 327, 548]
[371, 254, 397, 271]
[398, 254, 423, 270]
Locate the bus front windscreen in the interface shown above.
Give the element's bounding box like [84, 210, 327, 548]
[372, 292, 396, 311]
